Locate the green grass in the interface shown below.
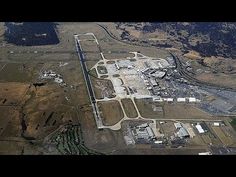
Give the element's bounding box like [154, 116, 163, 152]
[230, 118, 236, 131]
[88, 68, 98, 78]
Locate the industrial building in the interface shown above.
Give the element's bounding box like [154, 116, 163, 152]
[131, 123, 156, 143]
[174, 122, 190, 138]
[176, 127, 190, 138]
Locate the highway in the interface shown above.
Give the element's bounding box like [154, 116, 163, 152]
[171, 53, 236, 92]
[74, 35, 104, 129]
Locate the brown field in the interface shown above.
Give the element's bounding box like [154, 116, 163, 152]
[80, 40, 100, 52]
[0, 63, 41, 82]
[159, 121, 175, 137]
[84, 53, 102, 61]
[163, 104, 212, 119]
[0, 141, 24, 155]
[212, 126, 233, 145]
[183, 50, 202, 60]
[86, 61, 100, 70]
[98, 100, 124, 126]
[0, 83, 29, 105]
[188, 134, 206, 146]
[0, 107, 21, 137]
[196, 73, 236, 89]
[21, 84, 78, 139]
[201, 134, 212, 145]
[134, 98, 164, 119]
[103, 52, 134, 60]
[121, 98, 138, 118]
[77, 106, 126, 154]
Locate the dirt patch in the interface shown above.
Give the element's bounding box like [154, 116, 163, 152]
[121, 98, 138, 118]
[98, 100, 124, 126]
[196, 73, 236, 89]
[0, 107, 21, 137]
[0, 83, 29, 106]
[92, 78, 115, 99]
[184, 50, 202, 60]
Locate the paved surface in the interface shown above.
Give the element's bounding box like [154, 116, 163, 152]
[74, 34, 104, 129]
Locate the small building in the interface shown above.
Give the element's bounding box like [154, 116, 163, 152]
[177, 98, 186, 102]
[166, 98, 174, 102]
[198, 152, 212, 155]
[195, 124, 205, 134]
[150, 79, 158, 86]
[188, 97, 196, 103]
[154, 140, 163, 144]
[213, 122, 220, 127]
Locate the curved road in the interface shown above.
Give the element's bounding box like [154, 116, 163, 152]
[171, 53, 236, 92]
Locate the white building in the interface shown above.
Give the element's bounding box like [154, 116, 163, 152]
[196, 124, 205, 134]
[166, 98, 174, 102]
[213, 122, 220, 127]
[199, 152, 212, 155]
[188, 97, 196, 102]
[177, 98, 186, 102]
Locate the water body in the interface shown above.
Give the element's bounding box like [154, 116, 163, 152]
[4, 22, 60, 46]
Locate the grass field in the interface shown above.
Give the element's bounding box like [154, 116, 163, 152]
[163, 104, 212, 119]
[0, 107, 21, 137]
[212, 126, 233, 145]
[135, 98, 164, 119]
[230, 119, 236, 131]
[121, 98, 138, 118]
[98, 100, 124, 126]
[0, 63, 39, 82]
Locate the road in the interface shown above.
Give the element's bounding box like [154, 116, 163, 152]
[171, 53, 236, 92]
[97, 24, 151, 48]
[74, 35, 104, 129]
